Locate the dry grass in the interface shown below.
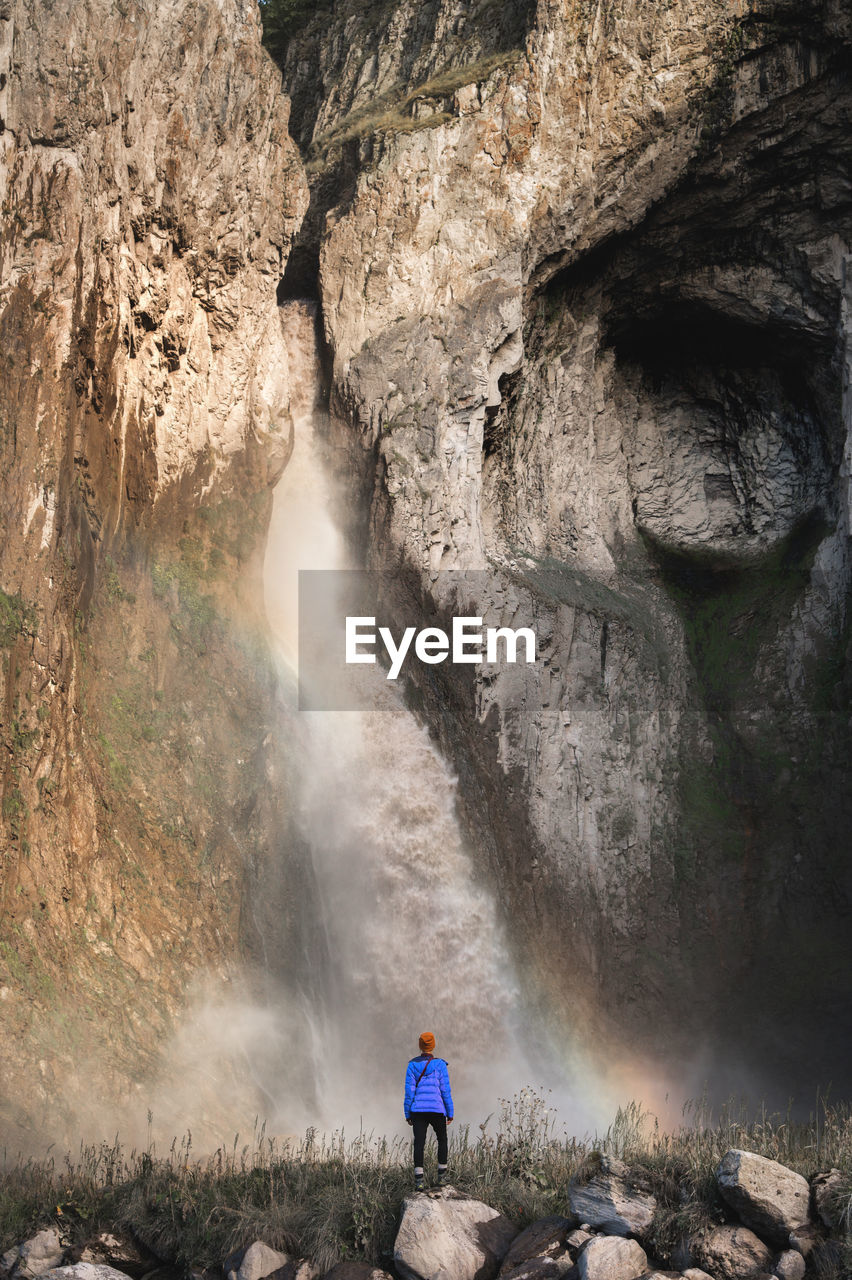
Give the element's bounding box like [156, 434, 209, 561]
[1, 1093, 850, 1274]
[306, 49, 522, 170]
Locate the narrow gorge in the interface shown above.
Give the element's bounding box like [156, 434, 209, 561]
[0, 0, 850, 1152]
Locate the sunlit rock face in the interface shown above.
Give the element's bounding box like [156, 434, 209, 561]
[284, 0, 852, 1096]
[0, 0, 306, 1144]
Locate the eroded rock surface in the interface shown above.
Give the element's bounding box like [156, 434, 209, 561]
[695, 1226, 773, 1280]
[716, 1150, 811, 1247]
[499, 1216, 575, 1276]
[393, 1187, 518, 1280]
[279, 0, 852, 1093]
[569, 1157, 656, 1238]
[0, 0, 306, 1142]
[576, 1236, 648, 1280]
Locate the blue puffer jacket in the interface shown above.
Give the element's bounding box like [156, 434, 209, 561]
[404, 1054, 453, 1119]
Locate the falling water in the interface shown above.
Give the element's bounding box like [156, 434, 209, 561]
[262, 301, 590, 1137]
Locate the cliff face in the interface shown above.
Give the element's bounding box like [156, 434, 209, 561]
[284, 0, 852, 1094]
[2, 0, 849, 1144]
[0, 0, 306, 1142]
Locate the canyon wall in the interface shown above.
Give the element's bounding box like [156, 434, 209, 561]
[1, 0, 850, 1145]
[0, 0, 306, 1144]
[282, 0, 852, 1098]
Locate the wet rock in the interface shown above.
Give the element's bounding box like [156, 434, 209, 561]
[569, 1158, 657, 1238]
[773, 1250, 805, 1280]
[812, 1169, 845, 1229]
[393, 1186, 518, 1280]
[576, 1237, 648, 1280]
[695, 1226, 773, 1280]
[499, 1217, 575, 1275]
[716, 1151, 810, 1247]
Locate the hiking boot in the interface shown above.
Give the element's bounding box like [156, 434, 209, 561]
[414, 1170, 425, 1191]
[437, 1166, 449, 1186]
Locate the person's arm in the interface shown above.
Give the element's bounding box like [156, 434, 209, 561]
[440, 1060, 454, 1121]
[404, 1061, 416, 1120]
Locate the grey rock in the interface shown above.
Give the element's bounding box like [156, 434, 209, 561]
[773, 1250, 805, 1280]
[569, 1158, 657, 1238]
[500, 1218, 575, 1275]
[695, 1226, 773, 1280]
[787, 1223, 822, 1258]
[283, 0, 852, 1114]
[566, 1233, 593, 1253]
[10, 1232, 65, 1279]
[576, 1237, 648, 1280]
[226, 1245, 291, 1280]
[393, 1186, 518, 1280]
[812, 1169, 845, 1229]
[716, 1151, 810, 1247]
[41, 1268, 133, 1280]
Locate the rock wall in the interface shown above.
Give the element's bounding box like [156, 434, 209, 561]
[0, 0, 307, 1144]
[283, 0, 852, 1096]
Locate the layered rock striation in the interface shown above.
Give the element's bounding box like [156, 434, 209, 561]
[280, 0, 852, 1093]
[0, 0, 306, 1142]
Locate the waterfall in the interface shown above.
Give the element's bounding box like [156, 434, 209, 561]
[262, 300, 585, 1137]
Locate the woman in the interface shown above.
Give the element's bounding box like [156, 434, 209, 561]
[403, 1031, 454, 1190]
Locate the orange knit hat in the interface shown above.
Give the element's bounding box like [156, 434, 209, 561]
[419, 1032, 436, 1053]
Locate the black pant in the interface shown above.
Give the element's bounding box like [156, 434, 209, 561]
[411, 1112, 448, 1166]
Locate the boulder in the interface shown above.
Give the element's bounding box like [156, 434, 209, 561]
[566, 1232, 592, 1253]
[812, 1169, 844, 1229]
[787, 1224, 821, 1258]
[6, 1232, 65, 1280]
[41, 1268, 133, 1280]
[500, 1217, 574, 1275]
[569, 1158, 657, 1238]
[715, 1151, 810, 1247]
[393, 1186, 518, 1280]
[695, 1226, 773, 1280]
[681, 1272, 715, 1280]
[321, 1267, 393, 1280]
[225, 1246, 291, 1280]
[773, 1250, 805, 1280]
[576, 1237, 648, 1280]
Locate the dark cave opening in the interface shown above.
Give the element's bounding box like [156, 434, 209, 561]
[278, 243, 320, 304]
[482, 367, 522, 461]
